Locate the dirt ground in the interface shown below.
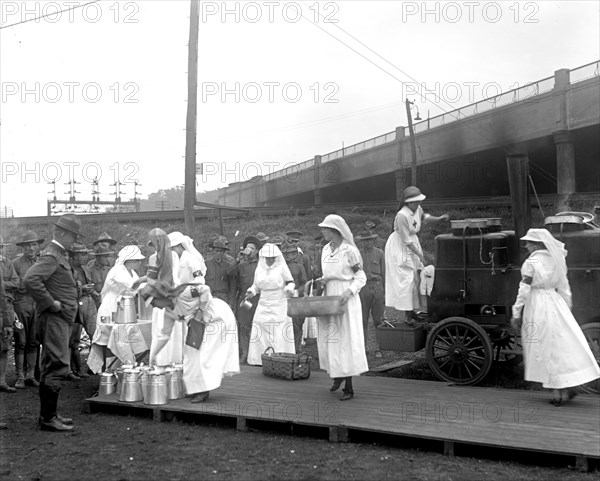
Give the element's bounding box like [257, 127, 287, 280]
[1, 330, 598, 481]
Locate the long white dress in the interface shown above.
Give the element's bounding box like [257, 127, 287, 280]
[385, 205, 423, 311]
[157, 289, 240, 394]
[247, 261, 296, 366]
[96, 265, 139, 322]
[150, 251, 184, 365]
[513, 250, 600, 389]
[317, 241, 368, 378]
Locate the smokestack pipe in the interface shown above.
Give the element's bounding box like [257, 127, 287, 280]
[506, 153, 532, 261]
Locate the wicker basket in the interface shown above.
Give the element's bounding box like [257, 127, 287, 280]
[261, 347, 311, 381]
[287, 296, 344, 317]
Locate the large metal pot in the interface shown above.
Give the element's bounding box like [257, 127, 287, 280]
[144, 371, 168, 405]
[166, 365, 184, 400]
[98, 372, 117, 396]
[118, 368, 143, 402]
[115, 363, 134, 396]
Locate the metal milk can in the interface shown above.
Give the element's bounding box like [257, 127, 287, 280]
[166, 365, 184, 400]
[144, 370, 168, 405]
[98, 371, 117, 396]
[118, 367, 143, 402]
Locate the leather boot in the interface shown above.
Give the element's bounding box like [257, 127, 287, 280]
[40, 384, 73, 431]
[25, 350, 40, 387]
[14, 349, 25, 389]
[330, 377, 343, 392]
[341, 377, 354, 401]
[0, 356, 16, 392]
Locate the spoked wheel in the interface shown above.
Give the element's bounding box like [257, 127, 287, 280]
[492, 330, 523, 365]
[426, 317, 493, 385]
[580, 322, 600, 394]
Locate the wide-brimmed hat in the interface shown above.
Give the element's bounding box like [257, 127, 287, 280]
[92, 246, 114, 256]
[402, 186, 426, 203]
[16, 230, 45, 247]
[52, 214, 83, 237]
[118, 245, 145, 262]
[355, 229, 378, 241]
[270, 234, 285, 246]
[243, 235, 261, 249]
[256, 232, 270, 243]
[69, 243, 90, 254]
[93, 232, 117, 246]
[211, 238, 230, 251]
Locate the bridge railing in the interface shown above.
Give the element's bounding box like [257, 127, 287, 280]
[569, 60, 600, 84]
[321, 131, 396, 164]
[264, 157, 316, 181]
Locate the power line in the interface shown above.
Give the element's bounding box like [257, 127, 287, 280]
[0, 0, 101, 30]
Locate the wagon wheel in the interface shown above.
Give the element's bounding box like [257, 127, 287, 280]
[580, 322, 600, 394]
[492, 330, 523, 365]
[426, 317, 493, 385]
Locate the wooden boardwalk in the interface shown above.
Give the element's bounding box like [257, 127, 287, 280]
[86, 366, 600, 470]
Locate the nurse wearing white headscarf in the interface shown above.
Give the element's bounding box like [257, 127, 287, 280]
[245, 243, 296, 366]
[511, 228, 600, 406]
[315, 214, 368, 401]
[96, 245, 146, 322]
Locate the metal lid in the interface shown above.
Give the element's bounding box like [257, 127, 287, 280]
[544, 215, 583, 225]
[555, 211, 595, 223]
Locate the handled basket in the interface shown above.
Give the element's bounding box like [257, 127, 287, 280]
[286, 280, 345, 318]
[261, 347, 311, 381]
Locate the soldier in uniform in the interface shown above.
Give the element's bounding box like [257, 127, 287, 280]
[0, 238, 19, 391]
[226, 235, 262, 365]
[68, 243, 98, 380]
[356, 229, 386, 351]
[0, 262, 16, 395]
[88, 246, 114, 307]
[365, 221, 387, 252]
[12, 231, 45, 388]
[24, 214, 82, 432]
[286, 231, 313, 283]
[86, 232, 117, 269]
[204, 238, 235, 308]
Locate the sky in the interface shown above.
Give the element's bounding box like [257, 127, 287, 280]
[1, 0, 599, 217]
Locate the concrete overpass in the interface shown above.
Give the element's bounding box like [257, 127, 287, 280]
[198, 61, 600, 207]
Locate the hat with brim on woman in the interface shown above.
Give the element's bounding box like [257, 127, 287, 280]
[16, 230, 45, 247]
[403, 186, 426, 203]
[119, 245, 145, 262]
[52, 214, 83, 237]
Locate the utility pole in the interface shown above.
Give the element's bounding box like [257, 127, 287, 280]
[406, 99, 419, 186]
[184, 0, 200, 235]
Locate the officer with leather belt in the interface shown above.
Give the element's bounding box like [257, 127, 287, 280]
[24, 214, 82, 432]
[356, 230, 386, 351]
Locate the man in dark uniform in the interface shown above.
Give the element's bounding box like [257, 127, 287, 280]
[12, 230, 44, 388]
[365, 221, 387, 252]
[356, 229, 386, 351]
[286, 231, 313, 283]
[204, 238, 235, 308]
[281, 242, 307, 353]
[226, 235, 261, 365]
[68, 243, 98, 380]
[86, 232, 117, 269]
[0, 268, 16, 396]
[88, 246, 113, 308]
[0, 238, 19, 392]
[24, 214, 82, 432]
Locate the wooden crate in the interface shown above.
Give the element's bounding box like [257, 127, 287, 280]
[375, 325, 426, 351]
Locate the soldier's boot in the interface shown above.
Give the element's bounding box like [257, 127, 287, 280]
[24, 350, 40, 387]
[14, 349, 25, 389]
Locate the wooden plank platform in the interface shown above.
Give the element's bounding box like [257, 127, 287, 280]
[86, 367, 600, 467]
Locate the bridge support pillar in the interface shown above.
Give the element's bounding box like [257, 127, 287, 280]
[394, 169, 406, 200]
[553, 130, 576, 196]
[314, 188, 322, 205]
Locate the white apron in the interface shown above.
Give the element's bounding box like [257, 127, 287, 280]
[514, 251, 600, 389]
[316, 242, 369, 378]
[385, 205, 423, 311]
